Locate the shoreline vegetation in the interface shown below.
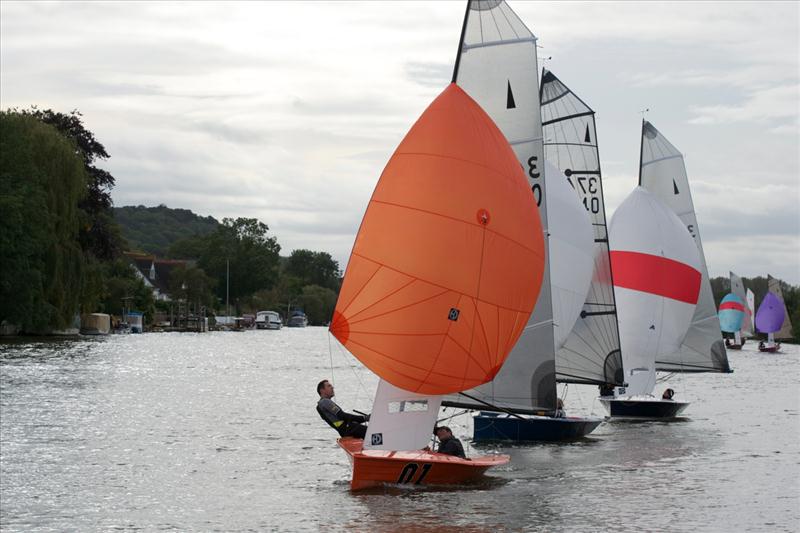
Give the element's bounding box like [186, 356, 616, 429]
[1, 108, 339, 335]
[1, 107, 797, 340]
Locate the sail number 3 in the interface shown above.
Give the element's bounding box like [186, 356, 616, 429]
[527, 156, 541, 206]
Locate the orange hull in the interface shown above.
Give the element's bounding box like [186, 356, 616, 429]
[337, 437, 509, 491]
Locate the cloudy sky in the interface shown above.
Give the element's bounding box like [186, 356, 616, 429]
[2, 1, 798, 284]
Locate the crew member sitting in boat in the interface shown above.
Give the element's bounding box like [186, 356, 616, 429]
[433, 426, 466, 459]
[554, 398, 566, 418]
[662, 388, 675, 400]
[316, 379, 369, 439]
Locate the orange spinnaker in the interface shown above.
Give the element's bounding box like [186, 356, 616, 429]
[330, 83, 545, 395]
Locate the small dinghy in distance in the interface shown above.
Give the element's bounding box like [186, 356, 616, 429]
[755, 276, 792, 353]
[328, 82, 546, 490]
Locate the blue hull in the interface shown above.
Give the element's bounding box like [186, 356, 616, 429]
[473, 413, 603, 442]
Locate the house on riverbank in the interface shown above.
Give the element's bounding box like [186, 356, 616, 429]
[124, 252, 190, 302]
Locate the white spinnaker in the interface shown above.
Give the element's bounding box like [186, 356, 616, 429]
[730, 271, 752, 337]
[364, 379, 441, 451]
[544, 160, 594, 350]
[746, 289, 756, 337]
[541, 69, 624, 387]
[609, 188, 702, 396]
[444, 0, 557, 413]
[768, 276, 794, 339]
[639, 121, 730, 373]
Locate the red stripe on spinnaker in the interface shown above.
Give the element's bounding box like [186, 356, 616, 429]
[611, 251, 701, 304]
[719, 301, 745, 312]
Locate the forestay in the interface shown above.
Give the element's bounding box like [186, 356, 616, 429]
[638, 121, 730, 373]
[444, 0, 557, 414]
[540, 69, 624, 386]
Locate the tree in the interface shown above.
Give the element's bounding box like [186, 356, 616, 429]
[167, 264, 218, 311]
[299, 284, 338, 325]
[18, 107, 124, 261]
[0, 112, 88, 330]
[98, 259, 156, 323]
[285, 249, 341, 291]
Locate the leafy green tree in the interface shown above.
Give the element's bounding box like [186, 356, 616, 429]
[285, 249, 341, 291]
[168, 264, 218, 311]
[99, 259, 156, 323]
[169, 217, 281, 304]
[0, 112, 88, 330]
[18, 107, 124, 261]
[299, 284, 338, 325]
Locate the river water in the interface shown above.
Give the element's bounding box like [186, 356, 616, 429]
[1, 328, 798, 532]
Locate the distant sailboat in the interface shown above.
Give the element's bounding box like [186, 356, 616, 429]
[329, 83, 546, 490]
[755, 275, 794, 352]
[439, 0, 621, 441]
[718, 293, 746, 349]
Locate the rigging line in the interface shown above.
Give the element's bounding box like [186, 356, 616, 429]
[327, 330, 335, 391]
[437, 409, 470, 424]
[457, 391, 530, 420]
[332, 333, 370, 400]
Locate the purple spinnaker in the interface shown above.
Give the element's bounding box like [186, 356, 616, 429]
[755, 292, 786, 333]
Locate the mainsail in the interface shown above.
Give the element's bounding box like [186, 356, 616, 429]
[540, 69, 624, 386]
[730, 271, 752, 337]
[443, 0, 557, 414]
[768, 275, 794, 339]
[638, 121, 731, 373]
[746, 289, 756, 337]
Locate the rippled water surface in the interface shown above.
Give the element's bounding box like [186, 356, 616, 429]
[1, 329, 798, 532]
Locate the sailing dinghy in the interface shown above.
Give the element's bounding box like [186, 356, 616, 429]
[329, 83, 545, 490]
[727, 271, 752, 349]
[439, 1, 621, 442]
[719, 293, 746, 349]
[755, 276, 793, 352]
[604, 187, 701, 418]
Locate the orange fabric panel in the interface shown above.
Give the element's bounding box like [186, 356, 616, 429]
[330, 83, 544, 395]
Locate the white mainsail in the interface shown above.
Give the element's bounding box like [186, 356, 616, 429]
[768, 275, 794, 339]
[609, 188, 703, 396]
[730, 271, 752, 339]
[444, 0, 557, 414]
[541, 69, 624, 386]
[746, 288, 756, 337]
[638, 121, 731, 373]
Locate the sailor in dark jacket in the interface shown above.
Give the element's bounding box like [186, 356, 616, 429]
[433, 426, 466, 459]
[316, 379, 369, 439]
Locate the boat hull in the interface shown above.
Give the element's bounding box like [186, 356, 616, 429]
[337, 438, 508, 491]
[473, 412, 603, 442]
[758, 343, 781, 353]
[599, 397, 689, 419]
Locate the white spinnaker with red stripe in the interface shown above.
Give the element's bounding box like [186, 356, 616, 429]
[609, 187, 702, 395]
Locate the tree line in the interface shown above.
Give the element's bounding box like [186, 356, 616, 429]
[709, 275, 799, 340]
[0, 108, 341, 332]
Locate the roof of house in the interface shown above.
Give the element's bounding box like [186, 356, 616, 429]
[123, 252, 192, 296]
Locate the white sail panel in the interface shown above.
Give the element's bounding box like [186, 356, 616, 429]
[746, 288, 756, 337]
[545, 160, 594, 351]
[639, 121, 730, 373]
[364, 379, 441, 451]
[730, 271, 752, 337]
[768, 276, 794, 339]
[609, 188, 702, 395]
[445, 0, 556, 413]
[541, 69, 624, 386]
